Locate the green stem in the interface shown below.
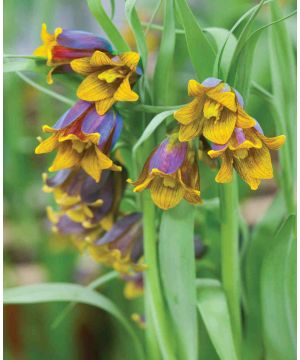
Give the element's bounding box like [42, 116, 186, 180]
[142, 192, 175, 360]
[219, 177, 241, 358]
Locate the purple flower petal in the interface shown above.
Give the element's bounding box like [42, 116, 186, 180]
[56, 215, 85, 234]
[53, 100, 91, 129]
[233, 88, 244, 108]
[81, 109, 116, 148]
[45, 169, 71, 188]
[111, 113, 123, 148]
[95, 213, 141, 246]
[57, 30, 113, 52]
[235, 128, 246, 145]
[149, 138, 187, 174]
[202, 77, 222, 88]
[80, 170, 111, 204]
[211, 143, 227, 151]
[254, 120, 264, 135]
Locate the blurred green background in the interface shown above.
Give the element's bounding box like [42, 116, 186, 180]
[4, 0, 296, 359]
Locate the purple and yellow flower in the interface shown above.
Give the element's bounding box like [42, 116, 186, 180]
[174, 78, 256, 144]
[33, 23, 113, 84]
[129, 135, 202, 210]
[71, 51, 142, 115]
[35, 100, 122, 182]
[208, 123, 286, 190]
[123, 272, 144, 299]
[88, 213, 145, 274]
[45, 169, 126, 250]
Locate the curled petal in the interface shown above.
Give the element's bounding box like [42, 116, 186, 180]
[203, 108, 236, 144]
[114, 74, 139, 102]
[206, 89, 237, 112]
[150, 175, 185, 210]
[95, 98, 116, 115]
[259, 134, 286, 150]
[236, 107, 256, 128]
[234, 158, 261, 190]
[187, 79, 206, 97]
[118, 52, 140, 70]
[178, 118, 204, 142]
[71, 57, 98, 76]
[215, 153, 233, 183]
[174, 98, 204, 125]
[77, 72, 116, 101]
[49, 142, 81, 172]
[35, 134, 59, 154]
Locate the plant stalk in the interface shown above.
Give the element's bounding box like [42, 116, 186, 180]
[219, 176, 242, 358]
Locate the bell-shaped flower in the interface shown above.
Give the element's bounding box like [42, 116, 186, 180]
[33, 23, 113, 84]
[71, 51, 142, 115]
[208, 123, 285, 190]
[174, 78, 256, 144]
[35, 100, 122, 182]
[129, 135, 202, 210]
[88, 213, 145, 274]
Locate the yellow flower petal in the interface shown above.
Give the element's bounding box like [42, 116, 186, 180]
[207, 90, 237, 112]
[178, 117, 204, 142]
[35, 134, 59, 154]
[174, 98, 204, 125]
[259, 134, 286, 150]
[77, 72, 116, 101]
[71, 57, 97, 76]
[203, 108, 236, 144]
[188, 79, 206, 97]
[119, 52, 140, 70]
[90, 50, 120, 67]
[150, 176, 185, 210]
[234, 158, 261, 190]
[215, 153, 233, 183]
[114, 74, 139, 102]
[203, 99, 222, 120]
[246, 146, 273, 179]
[49, 142, 80, 172]
[236, 107, 256, 128]
[98, 68, 125, 83]
[95, 98, 116, 115]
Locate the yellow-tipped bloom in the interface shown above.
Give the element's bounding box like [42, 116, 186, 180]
[208, 123, 286, 190]
[71, 50, 142, 115]
[33, 23, 113, 84]
[35, 101, 122, 182]
[129, 135, 202, 210]
[174, 77, 256, 144]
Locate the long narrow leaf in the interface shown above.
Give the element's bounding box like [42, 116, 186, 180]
[159, 202, 198, 360]
[86, 0, 130, 52]
[197, 279, 238, 360]
[4, 283, 144, 359]
[175, 0, 215, 80]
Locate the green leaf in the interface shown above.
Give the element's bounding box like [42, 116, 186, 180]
[261, 216, 296, 360]
[159, 202, 198, 360]
[175, 0, 215, 80]
[227, 0, 264, 89]
[4, 283, 144, 359]
[204, 27, 237, 79]
[268, 1, 296, 175]
[133, 110, 174, 153]
[4, 56, 47, 73]
[153, 0, 176, 105]
[125, 0, 148, 68]
[16, 72, 75, 106]
[86, 0, 130, 53]
[197, 279, 239, 360]
[242, 193, 286, 360]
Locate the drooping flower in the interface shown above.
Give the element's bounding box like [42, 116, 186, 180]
[129, 134, 202, 210]
[88, 213, 146, 274]
[35, 100, 122, 182]
[174, 78, 256, 144]
[33, 23, 113, 84]
[45, 169, 126, 249]
[208, 123, 285, 190]
[71, 51, 142, 115]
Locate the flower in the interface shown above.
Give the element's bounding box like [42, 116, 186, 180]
[122, 272, 144, 299]
[33, 23, 113, 84]
[71, 50, 142, 115]
[174, 77, 256, 144]
[35, 100, 122, 182]
[88, 213, 146, 274]
[45, 169, 126, 250]
[129, 135, 202, 210]
[208, 123, 285, 190]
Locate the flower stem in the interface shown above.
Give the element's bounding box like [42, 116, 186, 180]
[142, 192, 176, 360]
[219, 176, 242, 357]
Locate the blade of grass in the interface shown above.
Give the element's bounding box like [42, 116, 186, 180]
[86, 0, 130, 52]
[175, 0, 215, 80]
